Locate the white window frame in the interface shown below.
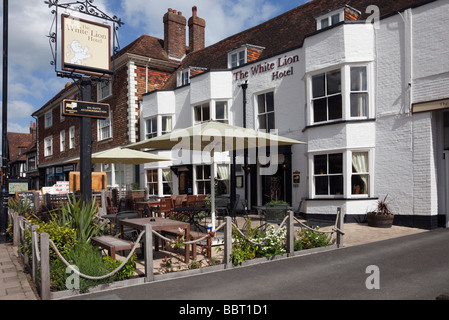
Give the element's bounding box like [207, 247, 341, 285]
[316, 10, 344, 30]
[161, 115, 173, 135]
[44, 110, 53, 128]
[309, 149, 374, 199]
[256, 91, 275, 131]
[194, 103, 210, 124]
[97, 81, 112, 101]
[177, 69, 190, 87]
[307, 63, 372, 126]
[60, 130, 65, 153]
[147, 169, 158, 196]
[69, 126, 75, 149]
[44, 136, 53, 157]
[145, 117, 158, 139]
[60, 102, 65, 122]
[196, 165, 211, 195]
[97, 112, 113, 141]
[215, 101, 229, 124]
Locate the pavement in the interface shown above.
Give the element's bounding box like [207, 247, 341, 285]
[0, 220, 429, 300]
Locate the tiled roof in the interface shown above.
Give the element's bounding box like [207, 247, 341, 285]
[7, 132, 34, 163]
[117, 34, 171, 62]
[161, 0, 432, 90]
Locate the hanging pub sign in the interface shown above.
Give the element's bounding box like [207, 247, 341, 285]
[63, 99, 110, 119]
[61, 14, 112, 76]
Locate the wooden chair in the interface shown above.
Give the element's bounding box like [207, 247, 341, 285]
[158, 198, 174, 218]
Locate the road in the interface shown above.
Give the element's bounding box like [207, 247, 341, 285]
[67, 228, 449, 301]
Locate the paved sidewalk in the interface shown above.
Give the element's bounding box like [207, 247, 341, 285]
[0, 242, 38, 300]
[0, 221, 428, 300]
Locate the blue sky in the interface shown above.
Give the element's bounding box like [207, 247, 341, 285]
[0, 0, 309, 134]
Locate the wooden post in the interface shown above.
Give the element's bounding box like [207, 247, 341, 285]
[31, 225, 38, 283]
[287, 211, 294, 256]
[336, 207, 344, 248]
[224, 216, 232, 269]
[40, 232, 51, 300]
[144, 224, 154, 282]
[12, 212, 19, 247]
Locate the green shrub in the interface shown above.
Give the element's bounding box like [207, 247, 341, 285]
[51, 243, 138, 292]
[21, 218, 78, 263]
[294, 227, 334, 251]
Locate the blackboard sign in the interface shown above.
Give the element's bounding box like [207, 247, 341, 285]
[15, 191, 38, 208]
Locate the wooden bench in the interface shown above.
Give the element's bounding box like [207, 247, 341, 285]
[91, 236, 134, 260]
[161, 230, 211, 260]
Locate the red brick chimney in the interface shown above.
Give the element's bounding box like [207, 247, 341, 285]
[188, 6, 206, 52]
[163, 8, 187, 60]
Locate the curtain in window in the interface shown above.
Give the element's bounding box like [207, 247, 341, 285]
[217, 164, 230, 191]
[352, 152, 368, 194]
[162, 169, 173, 194]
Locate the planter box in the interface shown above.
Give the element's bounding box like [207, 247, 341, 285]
[367, 214, 394, 228]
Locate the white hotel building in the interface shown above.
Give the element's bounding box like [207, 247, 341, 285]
[139, 0, 449, 229]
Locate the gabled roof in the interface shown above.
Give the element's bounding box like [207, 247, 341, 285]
[161, 0, 433, 90]
[117, 34, 170, 62]
[7, 132, 34, 163]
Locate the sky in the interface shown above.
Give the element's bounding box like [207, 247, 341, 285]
[0, 0, 309, 135]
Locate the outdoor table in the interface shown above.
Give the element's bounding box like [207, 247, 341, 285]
[171, 200, 210, 232]
[119, 217, 191, 263]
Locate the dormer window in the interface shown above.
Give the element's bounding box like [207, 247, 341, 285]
[315, 5, 361, 30]
[177, 69, 190, 87]
[229, 49, 246, 68]
[317, 11, 343, 30]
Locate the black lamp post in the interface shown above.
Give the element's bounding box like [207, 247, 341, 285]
[0, 0, 8, 243]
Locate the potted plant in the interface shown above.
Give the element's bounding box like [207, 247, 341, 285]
[366, 195, 394, 228]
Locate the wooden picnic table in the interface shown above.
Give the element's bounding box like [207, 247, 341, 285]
[119, 217, 191, 263]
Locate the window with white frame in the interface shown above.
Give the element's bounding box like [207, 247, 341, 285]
[69, 126, 75, 149]
[98, 113, 113, 141]
[146, 117, 157, 139]
[45, 110, 53, 128]
[60, 130, 65, 153]
[313, 153, 343, 196]
[60, 102, 65, 122]
[229, 49, 246, 68]
[350, 66, 368, 118]
[352, 151, 369, 195]
[44, 136, 53, 157]
[162, 169, 173, 195]
[178, 69, 190, 86]
[312, 70, 342, 123]
[97, 81, 112, 101]
[161, 116, 172, 135]
[194, 103, 210, 124]
[215, 101, 228, 123]
[316, 10, 343, 30]
[257, 92, 275, 131]
[147, 169, 158, 196]
[196, 165, 211, 195]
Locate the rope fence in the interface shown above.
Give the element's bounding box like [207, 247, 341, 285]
[11, 207, 345, 300]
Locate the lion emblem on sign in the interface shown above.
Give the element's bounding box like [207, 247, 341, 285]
[66, 40, 92, 65]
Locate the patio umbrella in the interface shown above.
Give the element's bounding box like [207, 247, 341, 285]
[127, 120, 306, 230]
[66, 147, 172, 197]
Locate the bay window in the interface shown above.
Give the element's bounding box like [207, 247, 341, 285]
[350, 66, 368, 117]
[146, 117, 157, 139]
[147, 169, 158, 196]
[194, 103, 210, 124]
[314, 153, 343, 196]
[196, 165, 211, 195]
[309, 64, 371, 125]
[311, 150, 372, 198]
[312, 70, 342, 123]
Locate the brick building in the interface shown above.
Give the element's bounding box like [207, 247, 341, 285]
[31, 8, 204, 188]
